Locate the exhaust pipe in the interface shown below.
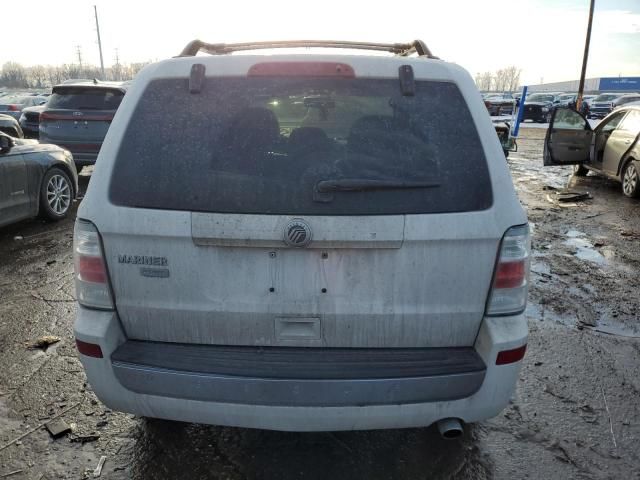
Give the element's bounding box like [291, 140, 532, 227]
[437, 418, 464, 439]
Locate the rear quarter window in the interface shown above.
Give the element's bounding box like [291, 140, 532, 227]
[109, 76, 493, 215]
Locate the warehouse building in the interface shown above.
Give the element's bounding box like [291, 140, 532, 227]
[525, 76, 640, 93]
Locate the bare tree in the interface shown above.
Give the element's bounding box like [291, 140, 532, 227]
[1, 62, 27, 88]
[476, 66, 521, 92]
[503, 66, 522, 92]
[1, 59, 154, 88]
[475, 71, 493, 91]
[28, 65, 47, 88]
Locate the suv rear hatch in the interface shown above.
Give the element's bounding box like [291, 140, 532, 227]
[103, 65, 500, 349]
[40, 85, 124, 156]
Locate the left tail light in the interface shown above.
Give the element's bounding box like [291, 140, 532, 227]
[74, 219, 114, 310]
[7, 105, 20, 111]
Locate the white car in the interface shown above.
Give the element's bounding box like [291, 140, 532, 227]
[73, 40, 530, 434]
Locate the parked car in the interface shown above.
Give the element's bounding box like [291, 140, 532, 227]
[0, 95, 47, 120]
[557, 93, 577, 107]
[0, 114, 24, 138]
[616, 100, 640, 110]
[19, 104, 46, 138]
[521, 93, 559, 123]
[612, 94, 640, 110]
[73, 39, 530, 434]
[39, 80, 127, 171]
[0, 132, 78, 228]
[544, 106, 640, 197]
[493, 119, 516, 157]
[588, 92, 627, 119]
[484, 93, 515, 116]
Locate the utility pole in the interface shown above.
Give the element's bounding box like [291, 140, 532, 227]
[94, 5, 105, 79]
[76, 45, 84, 73]
[576, 0, 595, 111]
[114, 48, 120, 81]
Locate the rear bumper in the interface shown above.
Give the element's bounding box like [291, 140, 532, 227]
[38, 135, 100, 164]
[75, 308, 527, 431]
[111, 342, 486, 407]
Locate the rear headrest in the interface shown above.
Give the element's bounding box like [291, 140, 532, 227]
[347, 115, 400, 154]
[222, 107, 280, 152]
[288, 127, 333, 154]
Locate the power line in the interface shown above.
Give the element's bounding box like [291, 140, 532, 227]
[76, 45, 83, 72]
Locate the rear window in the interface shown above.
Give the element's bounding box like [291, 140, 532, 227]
[48, 87, 124, 110]
[109, 77, 492, 215]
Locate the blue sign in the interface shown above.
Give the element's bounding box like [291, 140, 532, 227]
[599, 77, 640, 91]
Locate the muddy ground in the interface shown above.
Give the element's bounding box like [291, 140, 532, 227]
[0, 128, 639, 479]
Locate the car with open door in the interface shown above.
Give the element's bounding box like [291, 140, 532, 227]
[544, 106, 640, 198]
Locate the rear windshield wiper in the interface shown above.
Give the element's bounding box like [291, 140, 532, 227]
[314, 178, 440, 202]
[316, 178, 440, 193]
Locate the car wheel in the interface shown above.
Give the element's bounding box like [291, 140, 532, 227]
[573, 164, 589, 176]
[40, 168, 73, 220]
[622, 161, 640, 198]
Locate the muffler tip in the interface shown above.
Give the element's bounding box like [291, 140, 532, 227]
[437, 418, 464, 439]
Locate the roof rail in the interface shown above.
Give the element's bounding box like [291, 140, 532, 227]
[179, 40, 437, 59]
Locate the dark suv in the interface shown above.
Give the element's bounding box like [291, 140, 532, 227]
[39, 80, 127, 171]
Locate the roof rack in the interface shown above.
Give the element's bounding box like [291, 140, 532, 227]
[179, 40, 437, 59]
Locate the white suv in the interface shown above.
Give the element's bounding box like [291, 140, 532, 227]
[73, 40, 529, 435]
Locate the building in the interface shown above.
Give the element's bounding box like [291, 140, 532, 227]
[524, 76, 640, 93]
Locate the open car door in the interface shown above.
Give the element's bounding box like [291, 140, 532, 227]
[544, 107, 593, 166]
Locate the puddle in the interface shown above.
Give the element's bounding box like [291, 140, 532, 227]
[563, 230, 606, 265]
[530, 259, 550, 276]
[524, 302, 567, 325]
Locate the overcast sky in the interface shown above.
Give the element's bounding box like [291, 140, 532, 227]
[2, 0, 639, 85]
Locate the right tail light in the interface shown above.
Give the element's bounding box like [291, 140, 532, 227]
[486, 224, 531, 316]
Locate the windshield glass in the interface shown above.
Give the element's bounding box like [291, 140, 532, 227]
[594, 94, 620, 102]
[110, 77, 492, 215]
[528, 94, 554, 102]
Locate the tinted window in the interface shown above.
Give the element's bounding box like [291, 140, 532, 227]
[553, 109, 588, 130]
[48, 87, 124, 110]
[109, 78, 492, 215]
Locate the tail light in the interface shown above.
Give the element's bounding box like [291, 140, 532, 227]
[74, 219, 114, 310]
[7, 104, 20, 111]
[486, 224, 530, 316]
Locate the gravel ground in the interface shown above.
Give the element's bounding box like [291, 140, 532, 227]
[0, 128, 639, 479]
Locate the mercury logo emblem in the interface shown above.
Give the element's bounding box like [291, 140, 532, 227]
[284, 219, 312, 247]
